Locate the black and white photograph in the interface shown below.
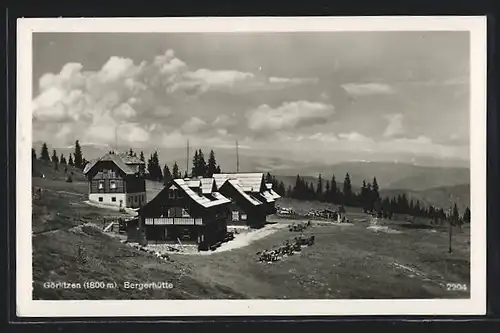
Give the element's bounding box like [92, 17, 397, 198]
[16, 16, 487, 317]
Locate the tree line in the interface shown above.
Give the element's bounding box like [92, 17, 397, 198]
[267, 172, 471, 225]
[129, 148, 223, 184]
[34, 141, 87, 174]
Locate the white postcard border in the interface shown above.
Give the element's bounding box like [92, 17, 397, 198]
[16, 16, 487, 317]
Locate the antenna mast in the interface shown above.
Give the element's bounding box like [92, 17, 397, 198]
[186, 139, 190, 178]
[115, 125, 118, 153]
[236, 140, 239, 172]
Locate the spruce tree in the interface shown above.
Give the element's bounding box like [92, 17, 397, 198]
[32, 148, 37, 161]
[60, 153, 66, 165]
[206, 150, 218, 177]
[452, 203, 460, 225]
[129, 148, 134, 157]
[361, 180, 368, 212]
[342, 173, 353, 206]
[172, 161, 181, 179]
[265, 172, 273, 183]
[197, 150, 206, 177]
[73, 140, 83, 168]
[215, 165, 222, 174]
[147, 154, 154, 180]
[163, 165, 172, 185]
[68, 154, 74, 166]
[463, 206, 471, 223]
[40, 143, 50, 161]
[316, 174, 323, 201]
[140, 151, 145, 162]
[330, 175, 337, 203]
[51, 149, 59, 164]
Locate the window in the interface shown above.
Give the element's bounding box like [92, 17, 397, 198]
[98, 180, 104, 190]
[110, 180, 117, 189]
[111, 197, 116, 202]
[232, 211, 239, 221]
[181, 209, 190, 217]
[98, 197, 103, 202]
[168, 190, 176, 199]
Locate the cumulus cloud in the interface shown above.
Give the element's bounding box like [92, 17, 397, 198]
[32, 48, 317, 147]
[341, 83, 395, 96]
[383, 113, 405, 138]
[246, 101, 335, 133]
[180, 117, 208, 134]
[338, 131, 373, 142]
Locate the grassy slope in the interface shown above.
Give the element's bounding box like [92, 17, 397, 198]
[32, 161, 244, 300]
[31, 161, 470, 299]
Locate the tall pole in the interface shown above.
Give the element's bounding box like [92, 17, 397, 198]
[448, 194, 453, 253]
[186, 139, 190, 178]
[236, 140, 239, 173]
[115, 125, 118, 153]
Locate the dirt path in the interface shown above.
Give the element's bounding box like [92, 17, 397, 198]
[140, 223, 288, 256]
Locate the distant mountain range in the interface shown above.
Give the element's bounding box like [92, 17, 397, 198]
[33, 141, 470, 201]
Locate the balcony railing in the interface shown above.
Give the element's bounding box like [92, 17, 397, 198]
[144, 217, 203, 226]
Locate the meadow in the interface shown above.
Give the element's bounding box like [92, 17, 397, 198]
[30, 162, 470, 300]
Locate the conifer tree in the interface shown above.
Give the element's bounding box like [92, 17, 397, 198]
[172, 161, 181, 179]
[191, 150, 199, 177]
[73, 140, 83, 168]
[206, 150, 218, 177]
[463, 206, 471, 223]
[316, 174, 323, 201]
[40, 143, 50, 161]
[330, 175, 338, 203]
[140, 151, 145, 162]
[342, 173, 353, 206]
[215, 165, 222, 174]
[60, 153, 66, 165]
[68, 154, 74, 166]
[163, 165, 172, 185]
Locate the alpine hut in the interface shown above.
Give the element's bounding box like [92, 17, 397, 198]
[213, 173, 281, 228]
[83, 151, 146, 209]
[137, 177, 231, 250]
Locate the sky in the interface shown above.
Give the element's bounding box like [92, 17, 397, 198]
[31, 32, 470, 164]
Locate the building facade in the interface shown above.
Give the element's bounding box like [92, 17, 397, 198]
[213, 173, 281, 228]
[138, 178, 231, 250]
[83, 151, 146, 209]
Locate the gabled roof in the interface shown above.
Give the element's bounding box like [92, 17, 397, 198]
[269, 189, 281, 200]
[226, 179, 263, 206]
[213, 173, 264, 193]
[174, 179, 231, 208]
[260, 190, 276, 203]
[83, 152, 142, 175]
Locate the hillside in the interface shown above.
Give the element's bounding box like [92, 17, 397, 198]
[30, 158, 470, 300]
[379, 184, 470, 213]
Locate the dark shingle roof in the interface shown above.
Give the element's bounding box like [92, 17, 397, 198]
[83, 151, 144, 175]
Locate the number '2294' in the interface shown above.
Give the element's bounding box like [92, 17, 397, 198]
[446, 283, 468, 291]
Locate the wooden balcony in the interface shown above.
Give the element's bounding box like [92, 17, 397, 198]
[144, 217, 203, 226]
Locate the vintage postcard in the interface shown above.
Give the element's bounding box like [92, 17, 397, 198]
[16, 16, 487, 317]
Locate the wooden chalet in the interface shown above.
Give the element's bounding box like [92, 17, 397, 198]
[213, 173, 281, 228]
[138, 177, 231, 250]
[83, 151, 146, 209]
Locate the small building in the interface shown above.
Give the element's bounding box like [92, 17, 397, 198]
[83, 151, 146, 209]
[213, 173, 281, 228]
[137, 178, 231, 250]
